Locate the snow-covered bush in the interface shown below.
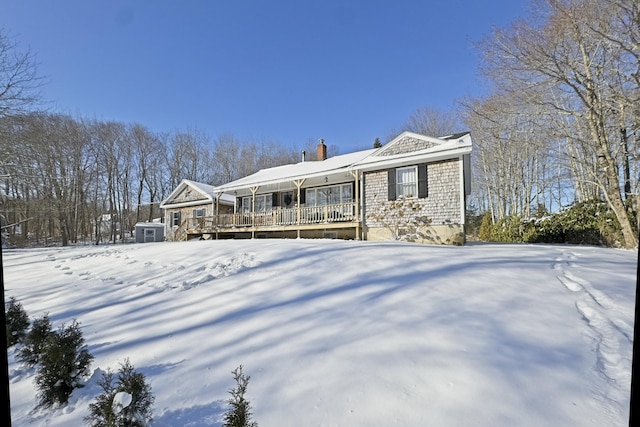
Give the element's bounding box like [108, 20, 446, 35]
[85, 358, 154, 427]
[5, 296, 30, 347]
[222, 365, 258, 427]
[34, 319, 94, 408]
[17, 312, 53, 366]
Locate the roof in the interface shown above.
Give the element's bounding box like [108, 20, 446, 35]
[440, 131, 471, 140]
[215, 149, 376, 193]
[178, 131, 473, 196]
[135, 222, 165, 228]
[160, 179, 236, 209]
[351, 131, 472, 171]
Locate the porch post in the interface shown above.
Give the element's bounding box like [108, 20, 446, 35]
[351, 170, 361, 240]
[293, 179, 305, 239]
[250, 186, 259, 239]
[214, 192, 220, 240]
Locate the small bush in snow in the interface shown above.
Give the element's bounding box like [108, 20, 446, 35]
[222, 365, 258, 427]
[34, 319, 94, 408]
[85, 358, 154, 427]
[17, 312, 53, 366]
[478, 211, 493, 241]
[5, 296, 30, 347]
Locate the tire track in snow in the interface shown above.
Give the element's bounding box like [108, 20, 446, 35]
[553, 250, 632, 418]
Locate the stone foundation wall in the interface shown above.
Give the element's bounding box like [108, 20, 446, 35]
[365, 224, 465, 245]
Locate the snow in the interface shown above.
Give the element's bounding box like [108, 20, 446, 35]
[4, 239, 636, 426]
[113, 391, 133, 414]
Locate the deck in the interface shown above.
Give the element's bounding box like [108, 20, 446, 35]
[173, 202, 361, 240]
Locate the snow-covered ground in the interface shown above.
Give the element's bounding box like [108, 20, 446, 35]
[3, 239, 636, 426]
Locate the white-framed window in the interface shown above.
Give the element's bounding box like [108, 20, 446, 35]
[241, 194, 273, 212]
[396, 166, 418, 198]
[193, 208, 205, 218]
[305, 184, 353, 206]
[171, 211, 181, 226]
[255, 194, 272, 212]
[241, 196, 251, 213]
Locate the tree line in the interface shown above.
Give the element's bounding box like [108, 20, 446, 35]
[0, 113, 303, 245]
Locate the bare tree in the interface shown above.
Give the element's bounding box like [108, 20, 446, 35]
[403, 105, 462, 137]
[464, 93, 565, 221]
[474, 0, 638, 247]
[0, 29, 42, 116]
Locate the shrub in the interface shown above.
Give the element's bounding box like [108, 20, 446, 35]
[17, 312, 53, 366]
[34, 319, 94, 408]
[85, 358, 154, 427]
[479, 199, 625, 246]
[478, 211, 493, 241]
[489, 215, 524, 243]
[222, 365, 258, 427]
[5, 296, 30, 347]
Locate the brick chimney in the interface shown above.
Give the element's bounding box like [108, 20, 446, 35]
[317, 138, 327, 161]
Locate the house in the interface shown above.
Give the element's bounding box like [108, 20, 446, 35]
[161, 131, 472, 244]
[159, 179, 236, 241]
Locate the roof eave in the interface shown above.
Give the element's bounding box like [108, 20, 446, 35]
[351, 144, 472, 172]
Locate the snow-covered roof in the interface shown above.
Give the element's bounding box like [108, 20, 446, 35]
[215, 149, 376, 193]
[215, 131, 472, 193]
[135, 222, 165, 228]
[160, 132, 473, 200]
[160, 179, 235, 209]
[351, 131, 472, 171]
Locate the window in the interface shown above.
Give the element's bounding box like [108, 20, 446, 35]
[241, 194, 273, 212]
[255, 194, 273, 212]
[388, 165, 427, 200]
[396, 166, 418, 198]
[171, 211, 181, 226]
[305, 184, 353, 206]
[241, 196, 251, 213]
[193, 208, 205, 218]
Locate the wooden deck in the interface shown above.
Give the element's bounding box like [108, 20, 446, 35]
[173, 202, 361, 240]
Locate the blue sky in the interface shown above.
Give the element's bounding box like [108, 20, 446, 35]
[2, 1, 528, 153]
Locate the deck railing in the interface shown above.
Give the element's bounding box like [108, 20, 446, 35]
[182, 202, 357, 231]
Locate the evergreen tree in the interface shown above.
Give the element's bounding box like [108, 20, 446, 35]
[373, 137, 382, 148]
[85, 359, 154, 427]
[5, 296, 30, 347]
[34, 319, 93, 408]
[478, 211, 494, 241]
[17, 312, 53, 366]
[222, 365, 258, 427]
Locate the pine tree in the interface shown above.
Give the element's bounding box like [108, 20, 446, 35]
[222, 365, 258, 427]
[34, 319, 94, 408]
[85, 369, 117, 427]
[17, 312, 53, 366]
[5, 296, 30, 347]
[85, 359, 154, 427]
